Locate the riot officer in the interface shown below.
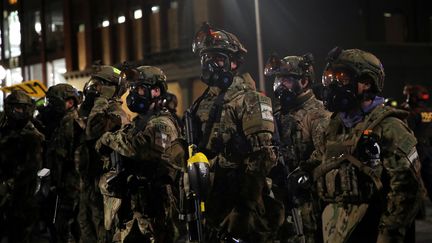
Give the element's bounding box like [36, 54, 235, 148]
[37, 83, 84, 242]
[95, 66, 182, 242]
[401, 85, 432, 202]
[77, 65, 128, 242]
[264, 53, 330, 243]
[189, 23, 283, 242]
[0, 90, 44, 243]
[315, 47, 423, 243]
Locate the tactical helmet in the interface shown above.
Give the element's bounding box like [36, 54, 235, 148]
[84, 66, 122, 100]
[404, 84, 430, 106]
[264, 53, 315, 82]
[192, 22, 247, 58]
[5, 90, 33, 105]
[121, 66, 167, 94]
[4, 90, 35, 122]
[91, 65, 122, 85]
[323, 47, 385, 93]
[123, 66, 168, 113]
[46, 83, 81, 106]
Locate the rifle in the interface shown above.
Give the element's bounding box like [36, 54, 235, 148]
[281, 156, 306, 243]
[179, 109, 210, 243]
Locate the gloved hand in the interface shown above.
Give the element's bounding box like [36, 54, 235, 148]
[96, 133, 113, 155]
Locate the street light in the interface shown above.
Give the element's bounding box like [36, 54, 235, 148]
[254, 0, 265, 93]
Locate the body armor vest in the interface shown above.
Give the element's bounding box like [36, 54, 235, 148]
[314, 106, 401, 203]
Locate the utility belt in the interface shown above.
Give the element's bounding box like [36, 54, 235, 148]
[314, 154, 382, 204]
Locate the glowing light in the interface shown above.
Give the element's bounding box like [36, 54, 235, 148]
[118, 16, 125, 24]
[384, 13, 392, 18]
[134, 9, 142, 19]
[102, 20, 110, 27]
[151, 6, 160, 13]
[35, 22, 42, 34]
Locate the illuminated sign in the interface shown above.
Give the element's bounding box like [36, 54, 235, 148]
[1, 80, 47, 98]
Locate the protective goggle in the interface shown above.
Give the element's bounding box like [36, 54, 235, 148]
[200, 52, 231, 69]
[264, 55, 297, 78]
[128, 82, 152, 96]
[264, 54, 283, 77]
[322, 69, 354, 87]
[273, 76, 299, 93]
[84, 78, 103, 96]
[6, 103, 31, 110]
[120, 68, 164, 86]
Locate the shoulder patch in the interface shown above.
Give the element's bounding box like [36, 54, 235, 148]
[242, 91, 274, 135]
[260, 100, 274, 122]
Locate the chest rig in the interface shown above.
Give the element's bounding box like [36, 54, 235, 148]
[314, 107, 398, 203]
[277, 111, 315, 173]
[192, 88, 251, 168]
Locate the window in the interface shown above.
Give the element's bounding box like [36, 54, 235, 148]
[384, 12, 408, 43]
[5, 67, 23, 86]
[47, 58, 66, 87]
[45, 0, 64, 53]
[4, 11, 21, 58]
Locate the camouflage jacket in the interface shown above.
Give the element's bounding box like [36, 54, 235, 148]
[193, 73, 276, 174]
[96, 109, 181, 181]
[45, 108, 84, 191]
[275, 90, 330, 172]
[191, 73, 281, 240]
[0, 112, 44, 201]
[315, 105, 423, 231]
[85, 97, 128, 140]
[77, 97, 127, 183]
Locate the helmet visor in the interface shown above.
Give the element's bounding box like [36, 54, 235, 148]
[200, 52, 231, 70]
[128, 82, 151, 97]
[322, 69, 353, 87]
[264, 55, 282, 77]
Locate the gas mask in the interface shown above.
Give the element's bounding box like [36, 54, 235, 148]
[322, 69, 359, 112]
[273, 76, 302, 112]
[4, 103, 34, 128]
[126, 82, 153, 114]
[200, 52, 234, 90]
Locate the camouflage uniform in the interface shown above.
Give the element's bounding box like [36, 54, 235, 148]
[190, 23, 282, 242]
[77, 65, 127, 243]
[273, 91, 329, 243]
[265, 54, 330, 243]
[316, 48, 423, 243]
[38, 84, 84, 242]
[96, 66, 182, 243]
[192, 74, 282, 242]
[0, 91, 43, 243]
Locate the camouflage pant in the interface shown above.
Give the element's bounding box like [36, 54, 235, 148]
[279, 202, 321, 243]
[205, 167, 284, 242]
[78, 179, 109, 243]
[113, 183, 179, 243]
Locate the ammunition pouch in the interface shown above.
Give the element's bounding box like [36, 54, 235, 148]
[315, 154, 382, 203]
